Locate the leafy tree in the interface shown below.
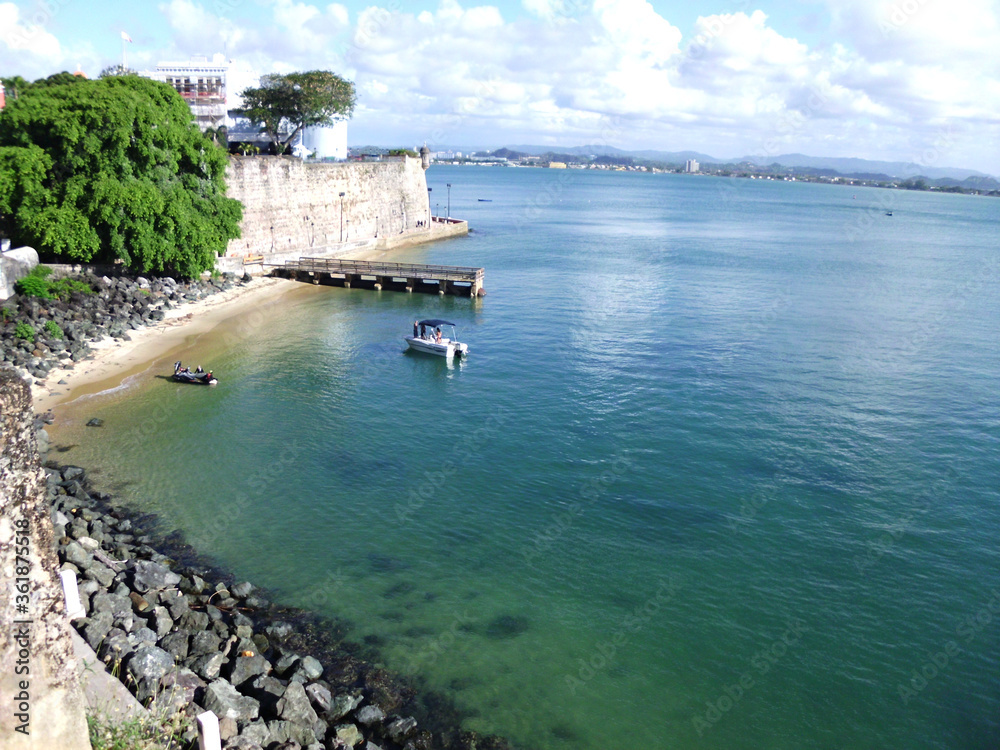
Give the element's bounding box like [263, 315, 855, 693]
[98, 65, 139, 78]
[1, 75, 31, 100]
[0, 74, 241, 277]
[388, 148, 419, 158]
[237, 70, 355, 155]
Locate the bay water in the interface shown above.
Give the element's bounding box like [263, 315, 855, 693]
[52, 167, 1000, 749]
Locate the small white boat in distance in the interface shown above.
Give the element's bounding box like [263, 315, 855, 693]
[405, 319, 469, 358]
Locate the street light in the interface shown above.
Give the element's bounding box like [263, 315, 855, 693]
[427, 187, 432, 224]
[338, 192, 345, 242]
[446, 183, 451, 219]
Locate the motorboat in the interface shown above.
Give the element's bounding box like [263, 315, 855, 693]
[173, 361, 218, 385]
[405, 319, 469, 358]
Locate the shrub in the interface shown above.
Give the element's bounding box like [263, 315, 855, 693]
[44, 320, 63, 339]
[14, 322, 35, 342]
[48, 277, 93, 300]
[13, 265, 92, 300]
[14, 268, 54, 299]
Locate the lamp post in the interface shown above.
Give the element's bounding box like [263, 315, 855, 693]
[427, 187, 432, 225]
[338, 192, 345, 242]
[446, 183, 451, 219]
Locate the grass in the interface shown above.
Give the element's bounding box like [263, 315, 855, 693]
[86, 709, 191, 750]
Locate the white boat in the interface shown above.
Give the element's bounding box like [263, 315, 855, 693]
[405, 319, 469, 358]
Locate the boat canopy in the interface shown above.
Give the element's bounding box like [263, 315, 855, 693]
[418, 319, 457, 327]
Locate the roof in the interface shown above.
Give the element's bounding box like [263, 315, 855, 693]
[418, 319, 456, 327]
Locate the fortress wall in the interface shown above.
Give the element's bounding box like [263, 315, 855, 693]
[0, 371, 89, 750]
[225, 157, 432, 257]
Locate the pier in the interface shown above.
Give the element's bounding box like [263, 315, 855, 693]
[271, 257, 485, 297]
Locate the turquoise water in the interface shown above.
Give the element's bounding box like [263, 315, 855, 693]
[54, 168, 1000, 749]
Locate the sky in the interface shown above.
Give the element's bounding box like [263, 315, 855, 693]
[2, 0, 999, 174]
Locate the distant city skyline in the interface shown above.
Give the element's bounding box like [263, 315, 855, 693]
[1, 0, 998, 175]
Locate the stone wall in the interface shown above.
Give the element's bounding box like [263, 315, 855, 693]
[0, 370, 89, 749]
[225, 156, 432, 258]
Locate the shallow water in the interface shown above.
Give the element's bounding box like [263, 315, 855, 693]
[53, 168, 1000, 749]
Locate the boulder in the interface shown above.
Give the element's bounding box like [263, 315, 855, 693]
[132, 560, 182, 592]
[276, 682, 319, 727]
[228, 653, 272, 689]
[203, 679, 261, 722]
[191, 652, 226, 680]
[384, 717, 417, 745]
[126, 645, 175, 684]
[354, 705, 384, 727]
[328, 693, 364, 722]
[335, 723, 364, 747]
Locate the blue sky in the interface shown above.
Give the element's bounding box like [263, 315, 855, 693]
[2, 0, 999, 174]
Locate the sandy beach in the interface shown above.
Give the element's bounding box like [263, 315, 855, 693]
[30, 276, 297, 414]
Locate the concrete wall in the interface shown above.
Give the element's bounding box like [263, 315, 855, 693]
[225, 156, 432, 258]
[0, 371, 90, 749]
[1, 247, 39, 301]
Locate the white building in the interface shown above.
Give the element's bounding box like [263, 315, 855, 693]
[685, 159, 700, 173]
[139, 54, 229, 131]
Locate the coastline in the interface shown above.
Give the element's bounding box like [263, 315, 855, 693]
[30, 276, 294, 414]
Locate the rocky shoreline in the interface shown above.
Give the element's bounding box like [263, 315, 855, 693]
[47, 458, 513, 750]
[0, 270, 514, 749]
[1, 270, 248, 385]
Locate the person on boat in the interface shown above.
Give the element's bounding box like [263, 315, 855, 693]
[195, 366, 204, 374]
[435, 327, 442, 343]
[207, 371, 214, 382]
[419, 323, 426, 338]
[413, 321, 419, 338]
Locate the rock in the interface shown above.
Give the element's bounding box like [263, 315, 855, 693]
[228, 653, 272, 689]
[177, 609, 210, 632]
[63, 541, 91, 568]
[266, 720, 315, 748]
[83, 563, 115, 588]
[62, 466, 85, 481]
[191, 652, 226, 681]
[203, 679, 261, 722]
[266, 621, 293, 641]
[335, 724, 364, 747]
[132, 560, 182, 592]
[229, 581, 255, 599]
[129, 627, 159, 648]
[277, 681, 319, 727]
[127, 645, 175, 684]
[81, 611, 114, 650]
[295, 656, 323, 681]
[189, 629, 222, 656]
[275, 653, 300, 677]
[159, 630, 189, 660]
[76, 535, 100, 551]
[149, 668, 205, 717]
[91, 591, 132, 618]
[327, 694, 364, 722]
[385, 717, 417, 745]
[150, 606, 174, 637]
[85, 418, 103, 427]
[304, 683, 331, 713]
[354, 705, 384, 727]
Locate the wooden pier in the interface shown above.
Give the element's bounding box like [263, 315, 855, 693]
[271, 257, 485, 297]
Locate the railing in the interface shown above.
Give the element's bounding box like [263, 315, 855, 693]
[283, 257, 483, 282]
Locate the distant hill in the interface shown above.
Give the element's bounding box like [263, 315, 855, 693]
[734, 153, 992, 181]
[423, 143, 996, 182]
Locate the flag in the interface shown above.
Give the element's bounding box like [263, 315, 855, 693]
[121, 31, 133, 43]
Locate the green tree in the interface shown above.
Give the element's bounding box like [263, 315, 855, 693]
[0, 73, 241, 277]
[237, 70, 355, 154]
[1, 75, 31, 100]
